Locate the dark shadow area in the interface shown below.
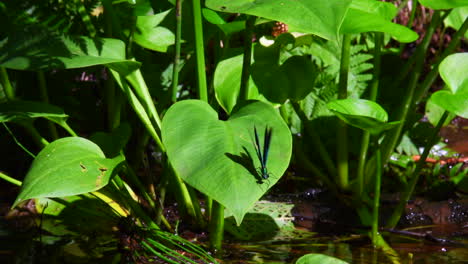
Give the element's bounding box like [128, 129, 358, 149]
[224, 213, 280, 241]
[0, 28, 105, 72]
[225, 146, 264, 184]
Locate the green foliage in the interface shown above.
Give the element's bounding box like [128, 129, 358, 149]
[308, 40, 374, 99]
[162, 100, 292, 224]
[444, 6, 468, 39]
[13, 137, 125, 208]
[0, 31, 140, 75]
[296, 253, 349, 264]
[134, 9, 176, 52]
[214, 54, 262, 113]
[206, 0, 352, 41]
[327, 98, 399, 134]
[429, 53, 468, 118]
[341, 0, 418, 42]
[419, 0, 468, 10]
[0, 100, 69, 127]
[1, 0, 467, 261]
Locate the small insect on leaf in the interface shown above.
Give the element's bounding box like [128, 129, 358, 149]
[80, 162, 87, 172]
[252, 125, 273, 183]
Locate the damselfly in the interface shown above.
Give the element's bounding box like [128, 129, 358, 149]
[253, 125, 273, 183]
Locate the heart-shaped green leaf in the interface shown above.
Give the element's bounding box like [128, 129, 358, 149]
[340, 0, 418, 43]
[206, 0, 352, 41]
[429, 53, 468, 118]
[162, 100, 292, 224]
[13, 137, 125, 208]
[0, 31, 140, 75]
[439, 53, 468, 94]
[430, 91, 468, 118]
[419, 0, 468, 10]
[327, 98, 399, 134]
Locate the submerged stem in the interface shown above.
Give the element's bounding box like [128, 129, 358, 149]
[357, 32, 382, 196]
[372, 145, 382, 245]
[209, 201, 224, 252]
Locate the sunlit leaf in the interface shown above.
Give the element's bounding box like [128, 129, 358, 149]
[340, 0, 418, 43]
[419, 0, 468, 10]
[429, 53, 468, 118]
[206, 0, 352, 41]
[327, 98, 399, 134]
[444, 6, 468, 39]
[0, 31, 140, 75]
[13, 137, 125, 208]
[134, 9, 176, 52]
[162, 100, 292, 225]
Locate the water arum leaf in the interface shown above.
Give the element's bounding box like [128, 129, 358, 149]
[296, 253, 349, 264]
[202, 8, 226, 25]
[350, 0, 397, 20]
[0, 100, 73, 132]
[419, 0, 468, 10]
[0, 31, 140, 75]
[327, 98, 399, 134]
[444, 7, 468, 39]
[430, 53, 468, 118]
[439, 53, 468, 94]
[214, 54, 261, 113]
[13, 137, 125, 208]
[206, 0, 352, 41]
[134, 10, 176, 52]
[162, 100, 292, 225]
[425, 99, 455, 126]
[340, 0, 418, 43]
[430, 90, 468, 118]
[252, 55, 317, 104]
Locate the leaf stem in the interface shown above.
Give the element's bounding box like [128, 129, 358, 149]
[291, 101, 336, 177]
[239, 16, 256, 102]
[0, 67, 15, 100]
[209, 201, 224, 251]
[37, 71, 59, 140]
[0, 171, 22, 186]
[337, 34, 351, 190]
[413, 16, 468, 104]
[380, 11, 442, 167]
[192, 0, 208, 102]
[357, 32, 382, 197]
[372, 143, 382, 245]
[386, 111, 449, 228]
[171, 0, 183, 103]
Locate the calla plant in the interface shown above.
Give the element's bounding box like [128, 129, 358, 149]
[0, 0, 467, 262]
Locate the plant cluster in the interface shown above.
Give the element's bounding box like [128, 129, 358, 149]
[0, 0, 467, 263]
